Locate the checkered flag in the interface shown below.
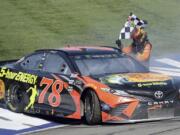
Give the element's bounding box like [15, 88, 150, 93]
[118, 13, 147, 40]
[130, 13, 147, 28]
[119, 21, 134, 39]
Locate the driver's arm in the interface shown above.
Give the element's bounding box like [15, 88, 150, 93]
[122, 45, 133, 54]
[136, 42, 152, 61]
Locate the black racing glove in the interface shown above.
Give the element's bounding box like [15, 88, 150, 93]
[116, 39, 122, 49]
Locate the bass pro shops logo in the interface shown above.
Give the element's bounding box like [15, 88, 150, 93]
[0, 79, 5, 99]
[154, 90, 164, 100]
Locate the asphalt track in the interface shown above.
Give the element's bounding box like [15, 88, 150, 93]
[29, 118, 180, 135]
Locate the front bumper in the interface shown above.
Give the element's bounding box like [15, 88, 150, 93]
[101, 100, 180, 123]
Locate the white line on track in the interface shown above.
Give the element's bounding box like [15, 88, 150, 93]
[0, 108, 51, 130]
[156, 58, 180, 68]
[151, 67, 180, 73]
[151, 58, 180, 77]
[19, 124, 67, 135]
[150, 69, 180, 77]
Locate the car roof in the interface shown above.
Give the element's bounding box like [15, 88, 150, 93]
[36, 46, 121, 55]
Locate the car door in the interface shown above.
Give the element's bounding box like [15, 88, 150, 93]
[38, 52, 79, 117]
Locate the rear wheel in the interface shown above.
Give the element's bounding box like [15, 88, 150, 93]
[84, 90, 101, 125]
[5, 83, 28, 113]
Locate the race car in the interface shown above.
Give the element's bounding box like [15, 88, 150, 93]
[0, 46, 180, 124]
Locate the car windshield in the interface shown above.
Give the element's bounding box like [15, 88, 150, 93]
[73, 53, 149, 76]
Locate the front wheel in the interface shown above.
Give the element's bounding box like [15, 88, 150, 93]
[84, 90, 102, 125]
[5, 83, 28, 113]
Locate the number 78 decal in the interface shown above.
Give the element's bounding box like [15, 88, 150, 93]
[38, 77, 64, 107]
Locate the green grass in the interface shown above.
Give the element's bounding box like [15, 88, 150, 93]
[0, 0, 180, 59]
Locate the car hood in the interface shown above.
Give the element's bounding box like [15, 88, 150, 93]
[98, 73, 175, 94]
[96, 73, 177, 100]
[100, 73, 172, 85]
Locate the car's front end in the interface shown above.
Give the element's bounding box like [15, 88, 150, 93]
[97, 73, 180, 123]
[69, 47, 180, 123]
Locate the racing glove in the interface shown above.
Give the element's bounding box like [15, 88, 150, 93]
[116, 39, 122, 50]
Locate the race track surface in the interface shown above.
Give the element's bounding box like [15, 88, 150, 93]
[29, 118, 180, 135]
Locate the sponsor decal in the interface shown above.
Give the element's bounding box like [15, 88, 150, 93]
[124, 73, 171, 82]
[25, 85, 38, 111]
[0, 67, 37, 85]
[0, 79, 5, 99]
[137, 82, 167, 87]
[101, 73, 171, 84]
[67, 86, 73, 92]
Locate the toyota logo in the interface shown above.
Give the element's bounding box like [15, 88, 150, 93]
[154, 91, 164, 100]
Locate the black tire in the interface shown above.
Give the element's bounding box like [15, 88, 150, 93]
[84, 90, 102, 125]
[5, 83, 28, 113]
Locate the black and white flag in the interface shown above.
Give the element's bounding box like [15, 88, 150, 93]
[119, 13, 147, 40]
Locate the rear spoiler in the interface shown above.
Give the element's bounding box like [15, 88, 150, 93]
[0, 59, 18, 66]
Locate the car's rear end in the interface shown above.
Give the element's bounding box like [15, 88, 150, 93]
[0, 59, 18, 101]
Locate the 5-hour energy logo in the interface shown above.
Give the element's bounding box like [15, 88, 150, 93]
[0, 67, 37, 85]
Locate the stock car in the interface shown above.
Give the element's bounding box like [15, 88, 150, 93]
[0, 46, 180, 124]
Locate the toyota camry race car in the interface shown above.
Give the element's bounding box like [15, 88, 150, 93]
[0, 46, 180, 124]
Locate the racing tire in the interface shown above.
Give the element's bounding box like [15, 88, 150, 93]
[84, 90, 102, 125]
[5, 83, 28, 113]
